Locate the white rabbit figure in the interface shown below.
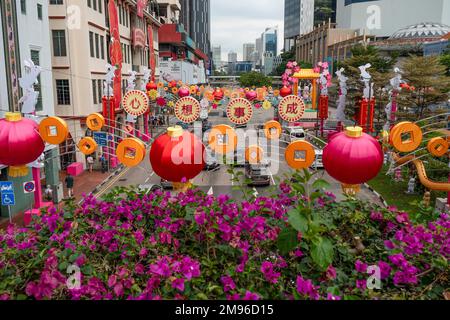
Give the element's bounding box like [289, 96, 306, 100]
[319, 72, 329, 96]
[30, 153, 45, 169]
[335, 68, 348, 122]
[19, 59, 42, 114]
[103, 64, 116, 97]
[141, 67, 151, 91]
[127, 71, 138, 92]
[359, 63, 373, 99]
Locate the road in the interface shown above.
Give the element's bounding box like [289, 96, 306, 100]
[94, 106, 383, 206]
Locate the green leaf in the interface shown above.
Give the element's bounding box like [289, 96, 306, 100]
[277, 227, 299, 255]
[311, 237, 334, 271]
[312, 179, 330, 190]
[16, 294, 28, 300]
[58, 261, 69, 272]
[288, 210, 308, 233]
[185, 207, 196, 222]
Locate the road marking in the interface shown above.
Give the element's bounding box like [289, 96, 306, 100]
[253, 187, 259, 197]
[207, 187, 214, 195]
[144, 172, 155, 183]
[95, 166, 130, 198]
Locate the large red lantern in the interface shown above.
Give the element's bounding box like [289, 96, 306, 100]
[0, 113, 45, 177]
[146, 81, 157, 91]
[213, 88, 224, 101]
[280, 86, 292, 98]
[150, 126, 205, 189]
[323, 126, 383, 195]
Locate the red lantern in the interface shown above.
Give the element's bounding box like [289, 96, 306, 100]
[146, 81, 158, 91]
[0, 113, 45, 177]
[150, 126, 205, 188]
[280, 86, 292, 98]
[213, 88, 224, 101]
[245, 90, 257, 101]
[169, 80, 178, 88]
[323, 126, 383, 195]
[178, 87, 190, 98]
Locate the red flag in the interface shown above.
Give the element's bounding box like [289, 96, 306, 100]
[108, 0, 122, 110]
[148, 25, 156, 81]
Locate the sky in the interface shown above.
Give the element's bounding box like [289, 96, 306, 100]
[211, 0, 285, 61]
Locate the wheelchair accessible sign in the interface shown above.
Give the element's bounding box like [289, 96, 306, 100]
[0, 182, 16, 206]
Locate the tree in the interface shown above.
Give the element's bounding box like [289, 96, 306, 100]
[399, 55, 450, 119]
[440, 54, 450, 76]
[238, 72, 272, 88]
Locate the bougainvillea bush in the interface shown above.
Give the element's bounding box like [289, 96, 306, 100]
[0, 170, 448, 300]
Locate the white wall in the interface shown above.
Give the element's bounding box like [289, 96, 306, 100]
[337, 0, 450, 37]
[15, 0, 55, 117]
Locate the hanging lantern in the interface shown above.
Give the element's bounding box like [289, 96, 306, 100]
[323, 126, 383, 195]
[280, 86, 292, 98]
[213, 88, 224, 101]
[146, 81, 158, 91]
[150, 126, 205, 190]
[169, 80, 178, 88]
[178, 86, 190, 98]
[0, 113, 45, 177]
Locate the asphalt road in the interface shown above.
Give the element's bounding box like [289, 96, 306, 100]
[95, 106, 383, 206]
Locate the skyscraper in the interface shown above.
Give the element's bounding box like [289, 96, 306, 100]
[262, 27, 278, 56]
[284, 0, 315, 50]
[180, 0, 211, 59]
[212, 45, 222, 70]
[228, 51, 238, 63]
[243, 43, 256, 61]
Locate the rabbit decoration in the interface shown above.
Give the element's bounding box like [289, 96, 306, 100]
[384, 68, 404, 131]
[103, 63, 116, 97]
[359, 63, 373, 99]
[126, 71, 138, 92]
[335, 68, 348, 122]
[19, 59, 42, 114]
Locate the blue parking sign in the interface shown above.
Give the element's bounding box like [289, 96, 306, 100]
[1, 193, 15, 206]
[93, 132, 108, 147]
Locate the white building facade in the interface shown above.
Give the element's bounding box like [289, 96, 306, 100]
[336, 0, 450, 38]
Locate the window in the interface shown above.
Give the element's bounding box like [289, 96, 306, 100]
[37, 4, 43, 20]
[20, 0, 26, 14]
[95, 33, 100, 58]
[56, 80, 70, 105]
[98, 0, 102, 13]
[52, 30, 67, 57]
[93, 0, 97, 11]
[89, 32, 94, 58]
[100, 36, 105, 60]
[50, 0, 64, 4]
[30, 50, 43, 111]
[92, 80, 98, 104]
[87, 0, 91, 8]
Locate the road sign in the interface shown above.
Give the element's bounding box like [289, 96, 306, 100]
[93, 132, 108, 147]
[1, 193, 15, 206]
[0, 181, 14, 193]
[23, 181, 36, 194]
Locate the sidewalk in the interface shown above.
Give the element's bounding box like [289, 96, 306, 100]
[0, 169, 115, 229]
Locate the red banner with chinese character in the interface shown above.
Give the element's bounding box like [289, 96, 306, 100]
[108, 0, 122, 111]
[318, 95, 329, 120]
[148, 25, 156, 81]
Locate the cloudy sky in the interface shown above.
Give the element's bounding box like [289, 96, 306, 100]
[211, 0, 284, 61]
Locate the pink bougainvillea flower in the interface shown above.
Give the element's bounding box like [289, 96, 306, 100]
[355, 260, 368, 273]
[172, 278, 185, 292]
[326, 265, 337, 280]
[221, 276, 236, 293]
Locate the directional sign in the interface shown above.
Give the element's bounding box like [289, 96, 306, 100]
[93, 132, 108, 147]
[1, 193, 15, 206]
[23, 181, 36, 194]
[0, 181, 14, 193]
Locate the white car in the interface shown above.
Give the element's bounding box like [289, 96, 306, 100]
[286, 127, 306, 143]
[313, 149, 324, 169]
